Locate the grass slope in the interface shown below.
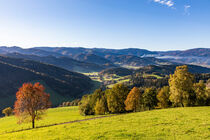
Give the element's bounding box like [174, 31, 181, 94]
[0, 106, 209, 139]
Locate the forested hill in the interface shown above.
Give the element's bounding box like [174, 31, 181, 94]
[0, 55, 93, 113]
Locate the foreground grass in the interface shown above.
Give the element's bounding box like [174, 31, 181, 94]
[0, 106, 97, 134]
[0, 107, 209, 140]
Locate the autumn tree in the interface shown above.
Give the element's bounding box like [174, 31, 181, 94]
[169, 65, 195, 107]
[157, 86, 171, 108]
[106, 84, 129, 113]
[142, 87, 158, 110]
[14, 82, 51, 128]
[125, 87, 142, 112]
[2, 107, 13, 116]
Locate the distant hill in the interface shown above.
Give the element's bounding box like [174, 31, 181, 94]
[105, 55, 173, 67]
[0, 55, 93, 112]
[73, 53, 116, 67]
[5, 53, 106, 73]
[159, 48, 210, 57]
[0, 46, 62, 57]
[135, 64, 210, 76]
[1, 46, 210, 69]
[100, 67, 133, 76]
[35, 47, 157, 57]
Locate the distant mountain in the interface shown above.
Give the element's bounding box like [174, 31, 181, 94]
[0, 55, 93, 112]
[1, 46, 210, 69]
[0, 46, 62, 57]
[159, 48, 210, 57]
[105, 55, 173, 67]
[5, 53, 106, 73]
[36, 47, 156, 57]
[73, 53, 116, 67]
[135, 64, 210, 76]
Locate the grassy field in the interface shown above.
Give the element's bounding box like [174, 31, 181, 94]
[0, 106, 209, 140]
[0, 106, 98, 135]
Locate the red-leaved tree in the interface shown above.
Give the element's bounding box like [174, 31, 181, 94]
[14, 82, 51, 128]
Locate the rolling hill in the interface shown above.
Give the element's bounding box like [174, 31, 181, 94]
[0, 55, 93, 113]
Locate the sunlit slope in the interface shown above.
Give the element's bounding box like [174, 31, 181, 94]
[0, 106, 209, 139]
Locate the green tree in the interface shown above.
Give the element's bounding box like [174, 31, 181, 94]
[79, 95, 94, 115]
[142, 87, 158, 110]
[125, 87, 142, 112]
[94, 98, 107, 115]
[157, 86, 171, 108]
[79, 89, 107, 115]
[193, 80, 208, 106]
[169, 65, 195, 107]
[2, 107, 13, 116]
[106, 84, 129, 113]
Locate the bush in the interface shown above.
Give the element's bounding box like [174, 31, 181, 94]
[2, 107, 13, 116]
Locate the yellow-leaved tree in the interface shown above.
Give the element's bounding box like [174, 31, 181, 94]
[169, 65, 194, 107]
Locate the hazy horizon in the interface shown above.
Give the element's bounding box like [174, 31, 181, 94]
[1, 45, 210, 52]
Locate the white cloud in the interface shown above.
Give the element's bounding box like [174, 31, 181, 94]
[153, 0, 174, 7]
[184, 5, 191, 15]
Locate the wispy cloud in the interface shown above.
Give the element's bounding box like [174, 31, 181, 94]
[153, 0, 174, 7]
[184, 5, 191, 15]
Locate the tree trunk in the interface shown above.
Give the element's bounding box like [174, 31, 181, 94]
[32, 119, 35, 128]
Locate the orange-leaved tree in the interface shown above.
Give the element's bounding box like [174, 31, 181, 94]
[125, 87, 141, 112]
[14, 82, 51, 128]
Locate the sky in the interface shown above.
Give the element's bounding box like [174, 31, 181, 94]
[0, 0, 209, 51]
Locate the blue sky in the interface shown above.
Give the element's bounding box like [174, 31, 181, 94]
[0, 0, 209, 51]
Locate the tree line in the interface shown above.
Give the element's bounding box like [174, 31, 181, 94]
[79, 65, 210, 115]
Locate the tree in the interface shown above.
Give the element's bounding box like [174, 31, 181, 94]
[193, 80, 208, 106]
[14, 82, 51, 128]
[142, 87, 158, 110]
[157, 86, 171, 108]
[106, 84, 129, 113]
[125, 87, 142, 112]
[94, 98, 107, 115]
[79, 89, 107, 115]
[169, 65, 195, 107]
[79, 95, 93, 115]
[2, 107, 13, 116]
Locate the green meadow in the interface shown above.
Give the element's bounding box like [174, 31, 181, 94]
[0, 106, 209, 140]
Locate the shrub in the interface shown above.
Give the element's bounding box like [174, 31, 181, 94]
[2, 107, 13, 116]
